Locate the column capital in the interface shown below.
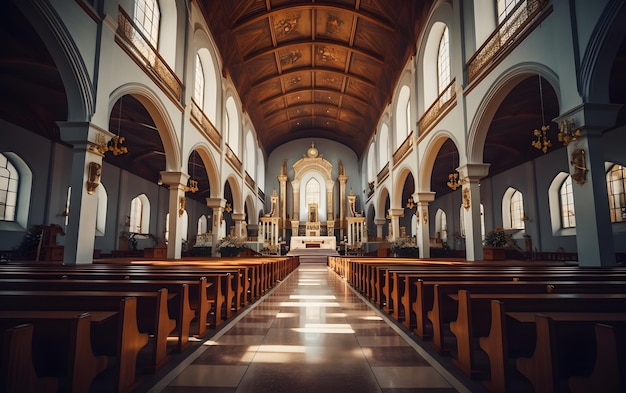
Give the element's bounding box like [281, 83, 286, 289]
[414, 192, 435, 203]
[58, 122, 113, 156]
[374, 218, 387, 226]
[337, 174, 349, 183]
[206, 197, 226, 209]
[231, 213, 246, 221]
[160, 171, 190, 190]
[554, 102, 622, 133]
[458, 163, 490, 181]
[388, 208, 404, 217]
[277, 175, 288, 183]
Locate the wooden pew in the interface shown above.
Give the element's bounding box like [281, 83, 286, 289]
[0, 311, 110, 392]
[473, 294, 626, 393]
[0, 268, 231, 334]
[568, 323, 626, 393]
[0, 278, 197, 351]
[0, 324, 59, 393]
[515, 313, 626, 393]
[0, 292, 157, 393]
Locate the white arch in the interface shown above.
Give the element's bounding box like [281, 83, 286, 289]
[418, 130, 461, 192]
[109, 84, 181, 171]
[13, 0, 93, 121]
[467, 63, 559, 164]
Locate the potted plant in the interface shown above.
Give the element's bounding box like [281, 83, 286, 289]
[483, 227, 513, 260]
[216, 235, 246, 257]
[390, 237, 419, 258]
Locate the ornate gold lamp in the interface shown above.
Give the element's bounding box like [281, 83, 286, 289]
[99, 96, 128, 156]
[531, 75, 551, 154]
[447, 149, 461, 190]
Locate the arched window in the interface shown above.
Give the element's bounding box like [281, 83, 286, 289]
[194, 54, 205, 108]
[394, 86, 411, 148]
[559, 176, 575, 228]
[510, 190, 524, 229]
[164, 211, 188, 242]
[435, 209, 447, 242]
[134, 0, 160, 47]
[607, 164, 626, 223]
[64, 186, 71, 227]
[378, 123, 389, 169]
[198, 215, 208, 234]
[305, 178, 320, 208]
[502, 187, 524, 230]
[0, 153, 18, 222]
[367, 143, 376, 182]
[245, 130, 256, 177]
[497, 0, 525, 24]
[437, 26, 450, 98]
[130, 194, 150, 234]
[226, 96, 239, 156]
[460, 203, 485, 240]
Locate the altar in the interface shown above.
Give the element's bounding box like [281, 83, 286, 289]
[290, 236, 336, 250]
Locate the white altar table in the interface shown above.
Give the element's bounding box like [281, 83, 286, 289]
[290, 236, 336, 250]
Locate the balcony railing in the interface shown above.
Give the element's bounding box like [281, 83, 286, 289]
[467, 0, 549, 84]
[392, 131, 413, 166]
[190, 99, 221, 148]
[258, 187, 265, 203]
[245, 171, 255, 191]
[377, 163, 389, 185]
[116, 7, 183, 103]
[418, 79, 456, 136]
[225, 144, 242, 173]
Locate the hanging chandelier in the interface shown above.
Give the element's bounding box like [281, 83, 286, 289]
[405, 196, 416, 209]
[184, 152, 199, 193]
[99, 96, 129, 156]
[447, 149, 461, 190]
[531, 75, 551, 154]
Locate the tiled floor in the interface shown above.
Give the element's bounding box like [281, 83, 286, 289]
[146, 263, 472, 393]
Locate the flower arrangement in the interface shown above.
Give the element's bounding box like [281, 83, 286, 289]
[484, 227, 514, 248]
[216, 235, 246, 256]
[390, 236, 418, 257]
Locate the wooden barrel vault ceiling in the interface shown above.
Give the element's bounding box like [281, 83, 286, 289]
[199, 0, 433, 158]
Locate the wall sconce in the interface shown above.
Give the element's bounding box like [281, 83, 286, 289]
[86, 162, 102, 195]
[178, 196, 186, 216]
[557, 119, 581, 146]
[462, 188, 471, 210]
[422, 208, 428, 225]
[570, 149, 588, 185]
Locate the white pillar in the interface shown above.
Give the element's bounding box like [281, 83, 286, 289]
[161, 171, 190, 259]
[59, 122, 110, 264]
[458, 164, 490, 261]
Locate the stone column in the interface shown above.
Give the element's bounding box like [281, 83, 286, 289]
[387, 208, 404, 242]
[59, 122, 111, 264]
[278, 174, 288, 239]
[416, 192, 435, 258]
[338, 174, 348, 238]
[374, 218, 386, 240]
[292, 182, 300, 222]
[160, 171, 190, 259]
[559, 103, 621, 266]
[206, 197, 226, 256]
[232, 212, 246, 239]
[458, 163, 490, 261]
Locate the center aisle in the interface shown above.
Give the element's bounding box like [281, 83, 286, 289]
[148, 263, 470, 393]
